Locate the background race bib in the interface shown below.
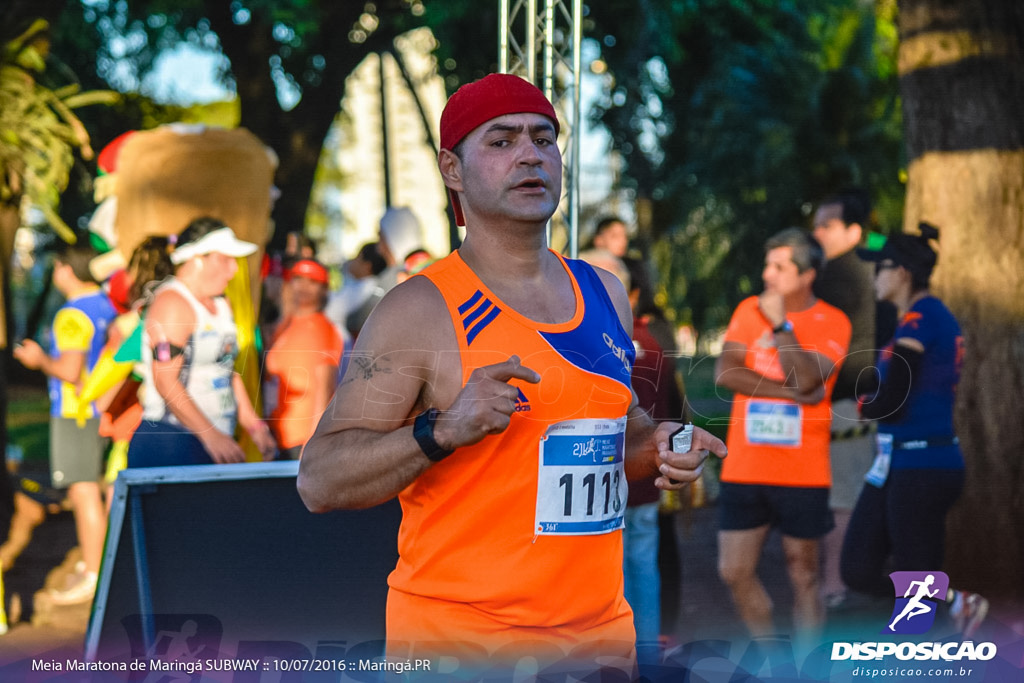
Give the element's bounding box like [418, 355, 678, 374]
[535, 418, 627, 536]
[866, 432, 893, 487]
[745, 401, 802, 447]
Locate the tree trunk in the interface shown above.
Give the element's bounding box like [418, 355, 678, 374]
[0, 199, 22, 518]
[0, 201, 18, 351]
[898, 0, 1024, 601]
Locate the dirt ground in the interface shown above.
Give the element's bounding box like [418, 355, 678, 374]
[0, 380, 90, 664]
[0, 509, 87, 663]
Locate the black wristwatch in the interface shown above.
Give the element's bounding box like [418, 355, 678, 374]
[413, 408, 454, 462]
[772, 319, 794, 335]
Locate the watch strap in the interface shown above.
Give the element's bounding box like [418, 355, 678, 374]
[413, 408, 454, 462]
[772, 319, 793, 334]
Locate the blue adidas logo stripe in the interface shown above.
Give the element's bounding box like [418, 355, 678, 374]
[457, 290, 484, 315]
[459, 290, 502, 345]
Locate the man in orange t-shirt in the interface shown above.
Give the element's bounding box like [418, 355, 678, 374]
[714, 228, 850, 643]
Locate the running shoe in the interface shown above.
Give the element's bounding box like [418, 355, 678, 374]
[950, 590, 989, 638]
[49, 570, 97, 606]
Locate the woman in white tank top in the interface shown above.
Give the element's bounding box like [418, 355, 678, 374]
[128, 217, 276, 467]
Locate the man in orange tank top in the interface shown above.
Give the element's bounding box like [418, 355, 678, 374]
[298, 74, 727, 679]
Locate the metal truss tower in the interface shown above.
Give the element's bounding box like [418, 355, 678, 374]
[498, 0, 584, 257]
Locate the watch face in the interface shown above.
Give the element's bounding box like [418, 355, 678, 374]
[670, 424, 693, 453]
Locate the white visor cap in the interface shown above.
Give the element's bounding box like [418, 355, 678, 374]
[170, 226, 259, 265]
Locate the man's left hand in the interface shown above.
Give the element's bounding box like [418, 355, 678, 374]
[651, 422, 727, 490]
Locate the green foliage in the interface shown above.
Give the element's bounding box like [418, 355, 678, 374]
[417, 2, 500, 91]
[422, 1, 904, 343]
[3, 0, 905, 307]
[165, 98, 240, 129]
[588, 0, 904, 341]
[52, 1, 431, 246]
[66, 1, 424, 109]
[0, 18, 119, 242]
[0, 5, 187, 232]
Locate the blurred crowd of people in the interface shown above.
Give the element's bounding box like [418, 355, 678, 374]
[566, 188, 986, 655]
[6, 205, 438, 607]
[5, 185, 987, 648]
[568, 196, 986, 652]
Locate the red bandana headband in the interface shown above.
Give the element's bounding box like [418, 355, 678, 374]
[439, 74, 559, 226]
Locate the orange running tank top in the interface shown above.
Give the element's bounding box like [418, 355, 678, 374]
[388, 250, 636, 641]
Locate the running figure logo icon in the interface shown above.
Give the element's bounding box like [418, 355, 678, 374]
[884, 571, 950, 635]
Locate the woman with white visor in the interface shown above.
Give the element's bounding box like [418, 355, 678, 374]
[128, 216, 276, 466]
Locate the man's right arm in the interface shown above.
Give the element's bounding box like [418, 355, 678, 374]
[297, 278, 442, 511]
[297, 277, 540, 512]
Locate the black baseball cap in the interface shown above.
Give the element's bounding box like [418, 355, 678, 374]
[857, 222, 940, 279]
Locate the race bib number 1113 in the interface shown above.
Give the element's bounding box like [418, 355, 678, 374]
[535, 418, 627, 536]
